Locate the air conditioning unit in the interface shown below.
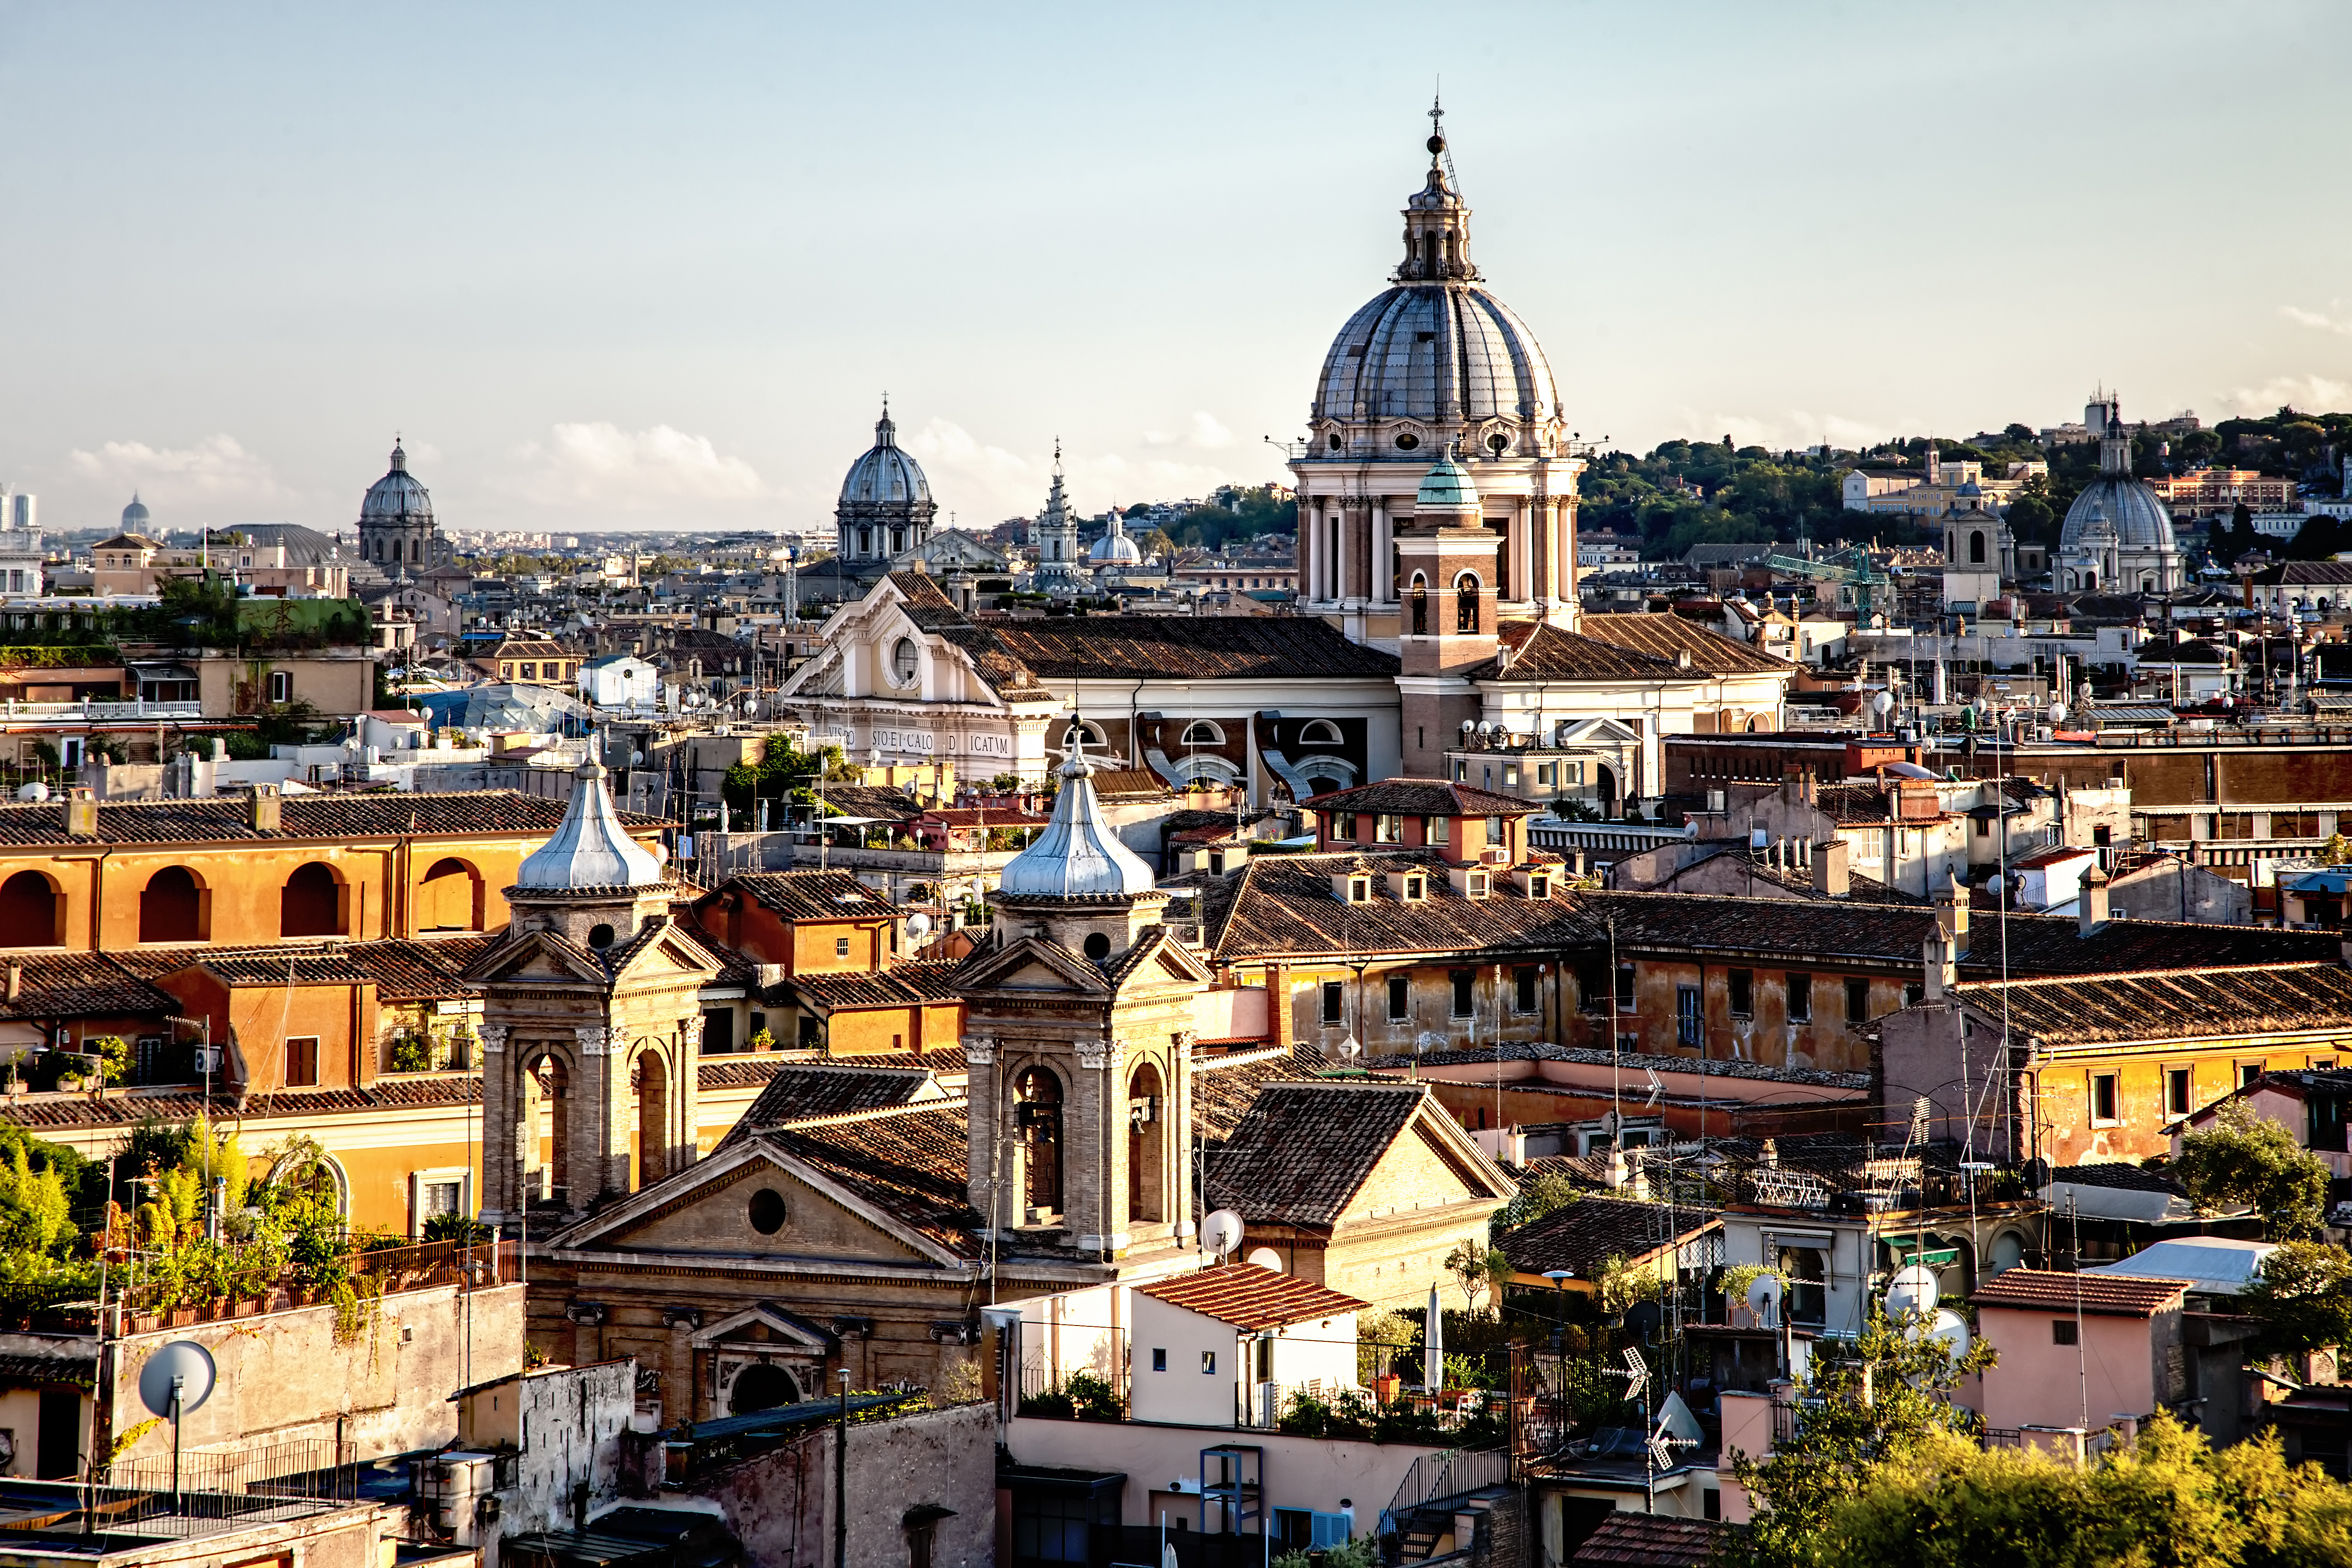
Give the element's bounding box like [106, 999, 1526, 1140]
[1480, 846, 1509, 866]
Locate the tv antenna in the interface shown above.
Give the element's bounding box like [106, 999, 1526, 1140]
[137, 1340, 217, 1511]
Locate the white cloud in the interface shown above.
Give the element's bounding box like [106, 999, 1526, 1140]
[2214, 374, 2352, 418]
[1142, 411, 1236, 449]
[2282, 304, 2352, 338]
[66, 434, 285, 504]
[507, 423, 771, 509]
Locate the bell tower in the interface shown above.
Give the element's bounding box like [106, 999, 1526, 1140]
[473, 758, 722, 1227]
[956, 736, 1207, 1258]
[1398, 450, 1500, 776]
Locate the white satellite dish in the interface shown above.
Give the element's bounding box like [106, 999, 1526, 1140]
[1746, 1275, 1783, 1329]
[139, 1340, 216, 1420]
[1201, 1209, 1244, 1260]
[1884, 1264, 1940, 1322]
[903, 912, 933, 942]
[1925, 1308, 1970, 1359]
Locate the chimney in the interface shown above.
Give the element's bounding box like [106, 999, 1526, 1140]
[250, 782, 282, 833]
[1923, 927, 1957, 1000]
[1812, 837, 1850, 898]
[6, 965, 20, 1003]
[2079, 864, 2111, 938]
[62, 787, 96, 839]
[1937, 869, 1970, 960]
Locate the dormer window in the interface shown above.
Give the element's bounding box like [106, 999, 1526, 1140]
[1467, 872, 1489, 898]
[1349, 877, 1371, 903]
[1402, 874, 1425, 902]
[1528, 874, 1549, 900]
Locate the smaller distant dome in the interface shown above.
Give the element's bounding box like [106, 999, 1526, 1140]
[361, 443, 433, 526]
[1957, 480, 1981, 496]
[121, 494, 149, 529]
[1414, 452, 1481, 516]
[1089, 513, 1142, 563]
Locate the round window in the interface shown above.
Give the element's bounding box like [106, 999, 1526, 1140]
[1082, 932, 1112, 961]
[748, 1187, 787, 1235]
[891, 637, 919, 686]
[587, 923, 615, 949]
[1327, 433, 1342, 451]
[1394, 433, 1421, 451]
[1486, 433, 1508, 454]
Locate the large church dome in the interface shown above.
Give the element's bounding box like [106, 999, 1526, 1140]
[2061, 405, 2176, 555]
[838, 410, 932, 510]
[361, 443, 433, 526]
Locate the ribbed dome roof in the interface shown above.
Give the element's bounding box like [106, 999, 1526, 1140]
[2062, 477, 2176, 553]
[515, 759, 667, 891]
[1088, 511, 1141, 563]
[361, 444, 433, 526]
[121, 494, 149, 528]
[996, 736, 1157, 899]
[839, 410, 933, 509]
[1315, 285, 1558, 427]
[1414, 452, 1480, 513]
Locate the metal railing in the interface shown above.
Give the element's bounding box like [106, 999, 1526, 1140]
[1378, 1446, 1511, 1535]
[104, 1436, 359, 1517]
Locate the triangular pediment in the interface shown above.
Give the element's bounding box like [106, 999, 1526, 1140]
[464, 931, 609, 985]
[956, 937, 1109, 995]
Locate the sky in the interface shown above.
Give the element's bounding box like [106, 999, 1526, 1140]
[3, 1, 2348, 539]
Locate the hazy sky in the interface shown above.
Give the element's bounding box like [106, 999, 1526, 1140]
[4, 1, 2347, 538]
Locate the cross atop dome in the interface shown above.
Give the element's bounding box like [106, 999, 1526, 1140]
[1398, 101, 1476, 283]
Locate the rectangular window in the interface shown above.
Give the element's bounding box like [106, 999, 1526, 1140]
[1617, 963, 1636, 1011]
[2092, 1072, 2119, 1124]
[835, 936, 851, 957]
[1387, 974, 1410, 1021]
[422, 1180, 460, 1217]
[1528, 874, 1549, 899]
[284, 1036, 319, 1088]
[1537, 763, 1555, 787]
[1349, 877, 1370, 903]
[267, 669, 293, 704]
[1202, 1350, 1217, 1375]
[1728, 969, 1753, 1018]
[1514, 966, 1538, 1012]
[2166, 1067, 2192, 1118]
[1333, 812, 1358, 841]
[1845, 977, 1870, 1025]
[1152, 1348, 1167, 1372]
[1786, 973, 1811, 1024]
[1487, 815, 1506, 846]
[1426, 815, 1449, 843]
[1320, 981, 1344, 1026]
[1580, 961, 1609, 1014]
[1450, 970, 1473, 1018]
[1453, 761, 1467, 782]
[1402, 874, 1424, 900]
[1676, 985, 1702, 1046]
[2052, 1319, 2079, 1346]
[1503, 764, 1519, 788]
[1374, 813, 1403, 843]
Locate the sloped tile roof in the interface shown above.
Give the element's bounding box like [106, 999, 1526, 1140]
[992, 618, 1400, 681]
[1579, 612, 1794, 676]
[790, 959, 966, 1011]
[1477, 622, 1682, 681]
[0, 792, 652, 849]
[1203, 1081, 1431, 1226]
[1496, 1195, 1720, 1281]
[699, 1056, 786, 1091]
[1207, 848, 1579, 964]
[717, 1065, 944, 1148]
[713, 872, 895, 922]
[1302, 779, 1542, 816]
[817, 786, 926, 824]
[0, 952, 178, 1021]
[1190, 1047, 1328, 1138]
[1955, 963, 2352, 1045]
[0, 1075, 482, 1131]
[1971, 1267, 2188, 1317]
[1136, 1263, 1366, 1329]
[760, 1104, 980, 1256]
[1569, 1513, 1733, 1566]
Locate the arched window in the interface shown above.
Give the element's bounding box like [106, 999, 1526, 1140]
[1455, 573, 1481, 634]
[1421, 233, 1437, 275]
[418, 857, 483, 932]
[1063, 721, 1105, 749]
[634, 1049, 669, 1191]
[858, 527, 872, 555]
[2083, 570, 2096, 591]
[1969, 530, 1986, 565]
[526, 1053, 570, 1205]
[139, 866, 206, 944]
[1181, 721, 1222, 747]
[1299, 719, 1342, 747]
[0, 871, 60, 948]
[727, 1362, 799, 1415]
[1015, 1066, 1064, 1216]
[1128, 1061, 1166, 1223]
[280, 861, 346, 938]
[1410, 574, 1429, 636]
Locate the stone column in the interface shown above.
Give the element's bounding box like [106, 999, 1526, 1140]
[1513, 498, 1534, 607]
[1372, 503, 1392, 603]
[675, 1015, 704, 1179]
[479, 1024, 516, 1221]
[575, 1024, 617, 1208]
[963, 1036, 998, 1224]
[1073, 1035, 1121, 1251]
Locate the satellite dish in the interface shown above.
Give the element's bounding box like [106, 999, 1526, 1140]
[1201, 1209, 1244, 1259]
[1925, 1308, 1971, 1359]
[139, 1340, 217, 1420]
[1459, 718, 1476, 735]
[1747, 1276, 1783, 1329]
[2022, 1157, 2052, 1191]
[2048, 702, 2068, 726]
[903, 912, 933, 942]
[1884, 1264, 1940, 1321]
[1623, 1300, 1663, 1341]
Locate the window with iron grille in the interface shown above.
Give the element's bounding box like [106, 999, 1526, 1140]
[1676, 986, 1702, 1046]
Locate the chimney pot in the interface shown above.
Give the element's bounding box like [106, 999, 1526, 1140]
[2079, 863, 2111, 938]
[61, 787, 96, 839]
[250, 782, 281, 833]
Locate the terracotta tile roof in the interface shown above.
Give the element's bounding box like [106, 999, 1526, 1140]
[1497, 1196, 1720, 1282]
[790, 959, 966, 1011]
[2049, 1163, 2185, 1194]
[1190, 1047, 1328, 1139]
[1477, 623, 1683, 681]
[1958, 964, 2352, 1046]
[717, 1065, 945, 1147]
[1203, 1081, 1432, 1225]
[0, 791, 650, 848]
[1580, 612, 1794, 676]
[1136, 1263, 1366, 1329]
[991, 618, 1400, 681]
[918, 807, 1052, 829]
[709, 872, 895, 923]
[1302, 779, 1542, 816]
[817, 786, 926, 824]
[1207, 848, 1578, 965]
[698, 1056, 786, 1091]
[0, 952, 178, 1021]
[0, 1075, 482, 1130]
[1395, 1040, 1868, 1091]
[760, 1104, 979, 1256]
[1965, 916, 2338, 977]
[1971, 1268, 2189, 1317]
[1090, 769, 1172, 800]
[1569, 1513, 1733, 1566]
